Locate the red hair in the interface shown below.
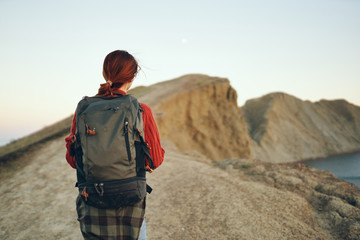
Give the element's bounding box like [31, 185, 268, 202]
[96, 50, 139, 96]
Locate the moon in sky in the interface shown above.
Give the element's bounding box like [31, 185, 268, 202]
[181, 38, 188, 44]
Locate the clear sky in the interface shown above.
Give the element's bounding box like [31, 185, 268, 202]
[0, 0, 359, 145]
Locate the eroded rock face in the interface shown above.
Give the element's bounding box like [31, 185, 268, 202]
[150, 74, 252, 161]
[242, 92, 360, 162]
[138, 75, 360, 163]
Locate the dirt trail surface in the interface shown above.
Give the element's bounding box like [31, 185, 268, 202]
[0, 138, 81, 239]
[0, 137, 340, 240]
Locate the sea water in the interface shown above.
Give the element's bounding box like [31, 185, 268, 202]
[304, 152, 360, 188]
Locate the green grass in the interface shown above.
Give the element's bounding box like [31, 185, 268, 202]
[241, 163, 251, 169]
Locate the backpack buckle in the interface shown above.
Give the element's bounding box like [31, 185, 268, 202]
[94, 183, 104, 196]
[86, 124, 96, 135]
[81, 187, 89, 201]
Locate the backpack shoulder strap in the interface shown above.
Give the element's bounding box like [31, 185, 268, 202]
[133, 101, 155, 169]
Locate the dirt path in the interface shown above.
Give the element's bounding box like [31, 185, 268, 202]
[146, 143, 330, 240]
[0, 138, 81, 239]
[0, 137, 336, 240]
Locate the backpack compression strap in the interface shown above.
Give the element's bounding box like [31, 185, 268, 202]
[137, 129, 155, 169]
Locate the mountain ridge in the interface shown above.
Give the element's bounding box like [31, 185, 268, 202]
[2, 74, 360, 164]
[242, 91, 360, 162]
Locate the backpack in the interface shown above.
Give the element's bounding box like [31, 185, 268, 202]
[71, 93, 154, 209]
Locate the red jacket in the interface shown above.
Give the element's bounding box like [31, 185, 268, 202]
[65, 90, 165, 170]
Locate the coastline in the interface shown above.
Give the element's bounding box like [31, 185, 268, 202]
[302, 151, 360, 188]
[298, 149, 360, 163]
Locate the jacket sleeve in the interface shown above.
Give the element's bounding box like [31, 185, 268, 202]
[64, 112, 77, 169]
[141, 103, 165, 169]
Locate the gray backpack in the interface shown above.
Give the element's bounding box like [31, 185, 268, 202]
[72, 93, 154, 209]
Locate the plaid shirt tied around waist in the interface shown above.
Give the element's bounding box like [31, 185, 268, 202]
[76, 195, 145, 240]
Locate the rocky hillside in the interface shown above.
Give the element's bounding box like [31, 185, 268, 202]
[242, 92, 360, 162]
[217, 158, 360, 240]
[4, 75, 358, 165]
[0, 115, 73, 162]
[149, 75, 360, 163]
[150, 74, 252, 161]
[1, 74, 360, 239]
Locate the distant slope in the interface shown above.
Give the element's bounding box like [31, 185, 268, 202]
[0, 115, 73, 162]
[242, 92, 360, 162]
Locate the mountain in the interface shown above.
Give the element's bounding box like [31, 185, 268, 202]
[0, 74, 359, 239]
[146, 76, 360, 163]
[2, 74, 359, 164]
[145, 74, 252, 161]
[242, 92, 360, 162]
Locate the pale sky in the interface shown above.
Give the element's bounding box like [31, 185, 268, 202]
[0, 0, 359, 145]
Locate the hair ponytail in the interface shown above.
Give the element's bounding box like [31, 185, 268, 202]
[96, 82, 113, 97]
[96, 50, 139, 97]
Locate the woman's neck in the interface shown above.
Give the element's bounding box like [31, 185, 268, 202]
[118, 81, 132, 93]
[118, 86, 127, 93]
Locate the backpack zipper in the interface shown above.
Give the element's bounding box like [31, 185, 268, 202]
[124, 118, 132, 163]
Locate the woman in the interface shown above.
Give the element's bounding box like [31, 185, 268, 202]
[65, 50, 165, 239]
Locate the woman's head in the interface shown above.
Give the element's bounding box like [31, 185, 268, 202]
[96, 50, 139, 96]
